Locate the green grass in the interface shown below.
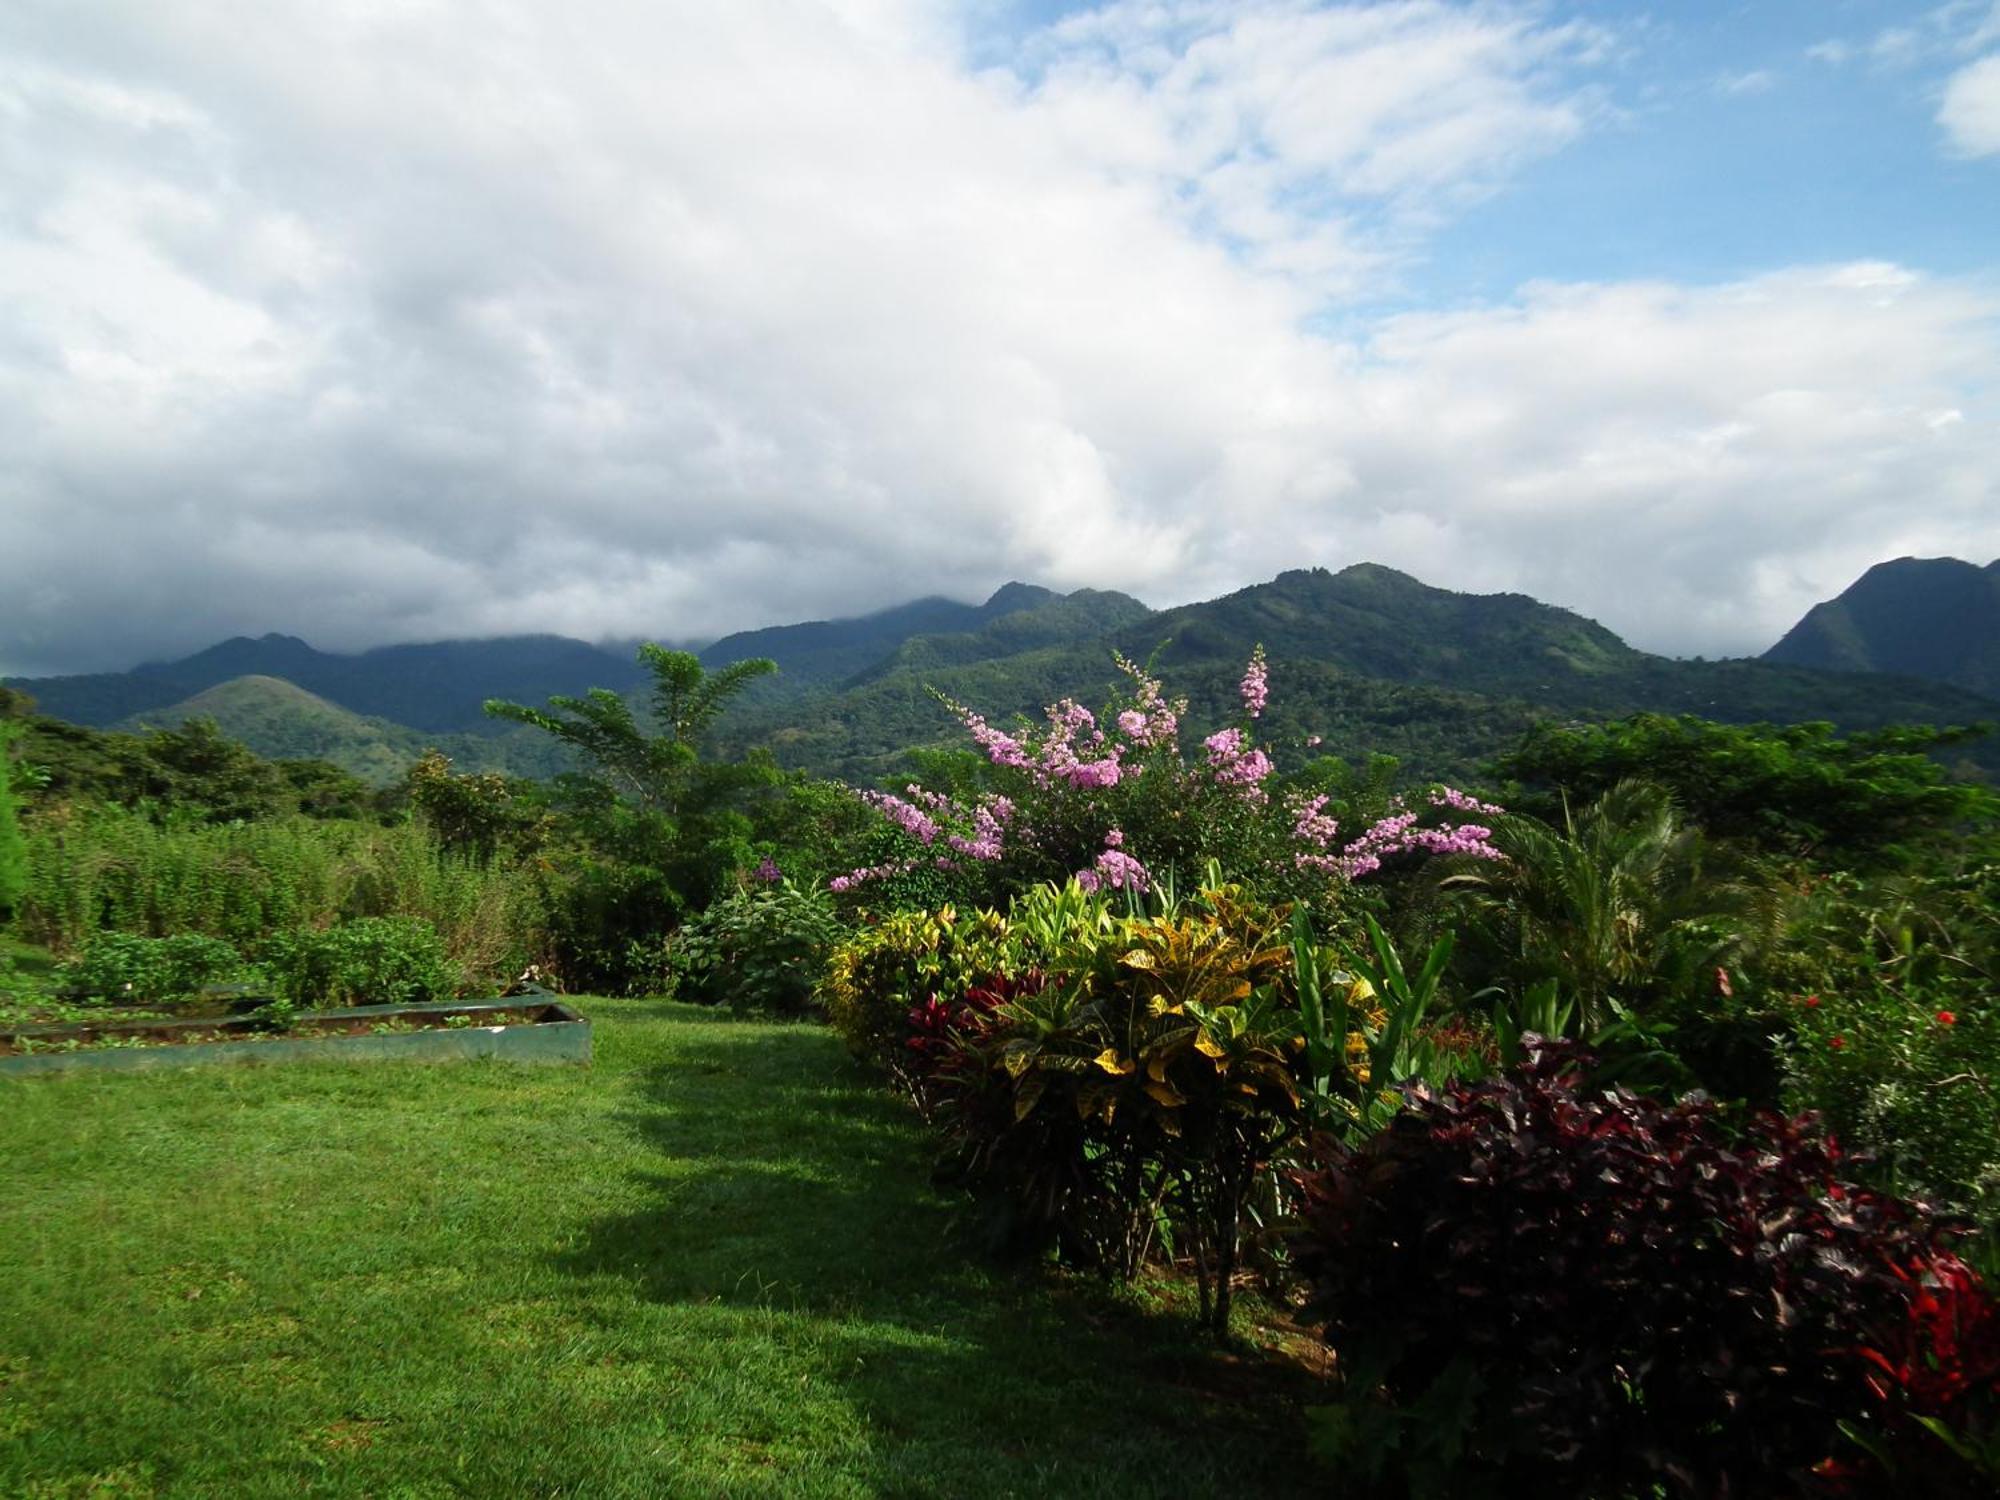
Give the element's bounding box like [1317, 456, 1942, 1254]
[0, 1001, 1314, 1498]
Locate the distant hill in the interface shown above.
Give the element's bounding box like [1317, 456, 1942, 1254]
[114, 676, 570, 785]
[1764, 557, 2000, 699]
[697, 582, 1077, 691]
[1124, 564, 1638, 692]
[16, 632, 643, 735]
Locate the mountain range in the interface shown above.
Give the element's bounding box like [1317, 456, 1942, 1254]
[7, 560, 1996, 786]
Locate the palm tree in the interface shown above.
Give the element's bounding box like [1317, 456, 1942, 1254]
[1442, 780, 1753, 1034]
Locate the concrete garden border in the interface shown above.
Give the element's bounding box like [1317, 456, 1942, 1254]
[0, 998, 591, 1079]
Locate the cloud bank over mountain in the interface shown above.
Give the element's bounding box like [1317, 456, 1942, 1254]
[2, 0, 1995, 675]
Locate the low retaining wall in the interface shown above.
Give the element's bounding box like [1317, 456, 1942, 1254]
[0, 999, 592, 1079]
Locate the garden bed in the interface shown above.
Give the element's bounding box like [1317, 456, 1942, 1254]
[0, 997, 591, 1076]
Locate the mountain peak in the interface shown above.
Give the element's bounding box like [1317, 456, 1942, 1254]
[982, 581, 1059, 614]
[1764, 555, 2000, 698]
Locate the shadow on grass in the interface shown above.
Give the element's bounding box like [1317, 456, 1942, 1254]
[553, 1012, 1320, 1497]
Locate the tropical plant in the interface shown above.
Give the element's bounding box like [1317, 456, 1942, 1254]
[1290, 1041, 2000, 1498]
[670, 881, 844, 1015]
[1441, 779, 1756, 1036]
[1785, 980, 1999, 1232]
[485, 644, 776, 815]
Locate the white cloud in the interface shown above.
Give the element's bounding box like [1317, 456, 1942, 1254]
[1714, 69, 1775, 96]
[1940, 52, 2000, 154]
[0, 1, 1995, 679]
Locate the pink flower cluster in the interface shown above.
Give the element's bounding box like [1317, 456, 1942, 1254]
[1429, 786, 1505, 817]
[1287, 788, 1504, 880]
[1240, 645, 1268, 719]
[1204, 727, 1273, 797]
[1075, 828, 1151, 894]
[1110, 653, 1184, 749]
[831, 786, 1015, 892]
[949, 696, 1125, 790]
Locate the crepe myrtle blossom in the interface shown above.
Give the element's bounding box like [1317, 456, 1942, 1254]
[831, 787, 1015, 890]
[1109, 652, 1184, 749]
[945, 695, 1125, 789]
[1204, 727, 1273, 797]
[1288, 789, 1504, 879]
[1075, 830, 1151, 894]
[1240, 645, 1269, 719]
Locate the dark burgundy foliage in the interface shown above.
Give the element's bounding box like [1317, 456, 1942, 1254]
[1290, 1041, 2000, 1498]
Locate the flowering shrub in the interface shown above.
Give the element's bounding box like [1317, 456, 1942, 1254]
[831, 649, 1502, 905]
[1290, 1041, 2000, 1497]
[1785, 979, 2000, 1230]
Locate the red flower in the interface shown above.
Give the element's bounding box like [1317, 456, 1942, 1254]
[1802, 994, 1821, 1009]
[1936, 1011, 1956, 1027]
[1829, 1035, 1846, 1051]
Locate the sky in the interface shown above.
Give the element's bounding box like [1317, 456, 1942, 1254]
[2, 0, 1997, 677]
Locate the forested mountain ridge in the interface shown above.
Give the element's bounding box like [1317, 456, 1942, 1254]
[1763, 556, 2000, 699]
[10, 562, 1997, 786]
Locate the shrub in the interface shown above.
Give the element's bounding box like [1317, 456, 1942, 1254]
[56, 932, 248, 1006]
[671, 882, 843, 1015]
[1290, 1041, 2000, 1497]
[819, 905, 1012, 1076]
[1785, 980, 2000, 1232]
[259, 918, 461, 1009]
[17, 805, 547, 989]
[0, 725, 25, 921]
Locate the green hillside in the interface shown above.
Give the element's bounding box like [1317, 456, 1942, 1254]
[116, 676, 569, 784]
[1764, 556, 2000, 698]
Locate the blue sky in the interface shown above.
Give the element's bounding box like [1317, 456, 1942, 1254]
[1, 0, 1995, 675]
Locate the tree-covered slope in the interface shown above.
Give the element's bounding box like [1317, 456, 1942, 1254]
[113, 676, 569, 784]
[1763, 556, 2000, 699]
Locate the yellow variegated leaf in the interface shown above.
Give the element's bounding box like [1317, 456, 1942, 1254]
[1093, 1048, 1135, 1076]
[1143, 1080, 1186, 1108]
[1194, 1032, 1226, 1060]
[1002, 1048, 1031, 1078]
[1013, 1077, 1047, 1122]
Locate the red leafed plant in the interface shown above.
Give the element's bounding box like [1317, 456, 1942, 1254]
[1288, 1040, 2000, 1497]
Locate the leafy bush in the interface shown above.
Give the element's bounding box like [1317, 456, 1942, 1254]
[56, 932, 248, 1006]
[819, 905, 1012, 1076]
[1785, 981, 2000, 1232]
[1290, 1042, 2000, 1497]
[259, 918, 461, 1009]
[671, 882, 843, 1015]
[0, 725, 25, 921]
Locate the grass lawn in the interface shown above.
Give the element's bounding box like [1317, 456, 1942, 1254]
[0, 1000, 1316, 1498]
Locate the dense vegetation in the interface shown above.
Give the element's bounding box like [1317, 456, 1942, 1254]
[4, 615, 1997, 1495]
